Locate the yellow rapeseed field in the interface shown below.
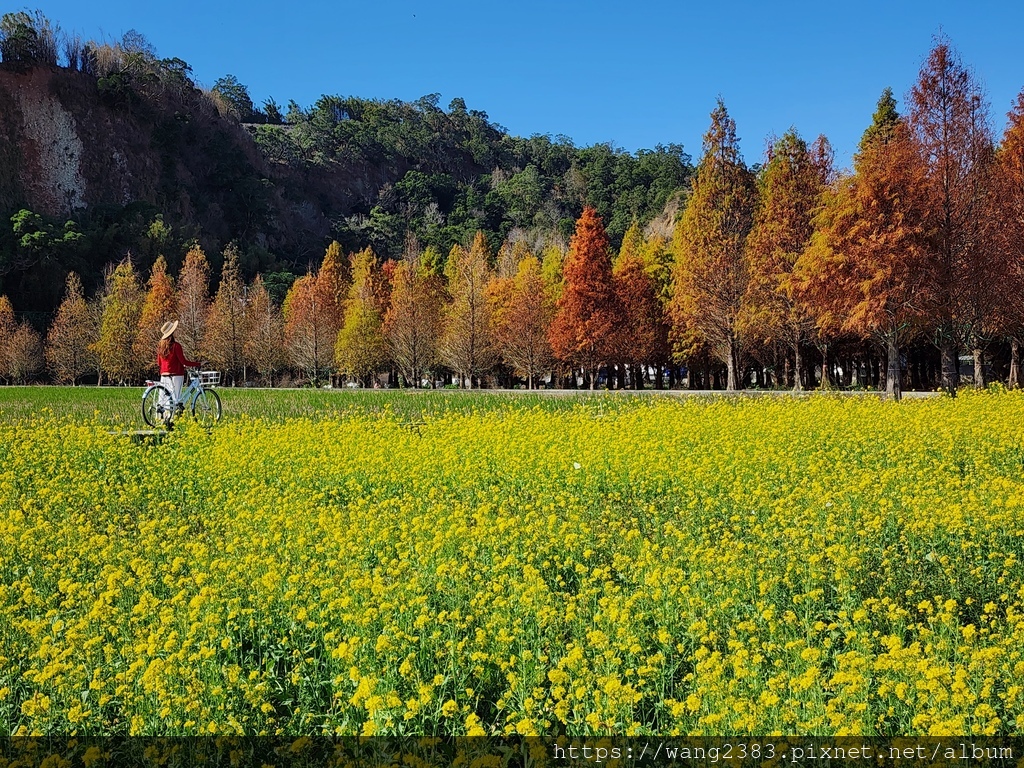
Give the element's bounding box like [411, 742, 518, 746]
[1, 391, 1023, 737]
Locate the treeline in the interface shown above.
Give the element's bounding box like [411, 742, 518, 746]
[0, 222, 668, 390]
[3, 27, 1024, 396]
[0, 10, 691, 316]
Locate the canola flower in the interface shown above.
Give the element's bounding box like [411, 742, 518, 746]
[0, 391, 1023, 738]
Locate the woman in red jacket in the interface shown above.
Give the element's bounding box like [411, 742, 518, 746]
[157, 320, 199, 410]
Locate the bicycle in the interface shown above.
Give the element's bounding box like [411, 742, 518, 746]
[142, 366, 223, 428]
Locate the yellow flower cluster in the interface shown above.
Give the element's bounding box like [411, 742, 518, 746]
[1, 391, 1023, 736]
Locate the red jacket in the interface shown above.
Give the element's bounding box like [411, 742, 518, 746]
[158, 341, 198, 376]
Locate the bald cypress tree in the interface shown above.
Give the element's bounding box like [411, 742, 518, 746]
[0, 296, 16, 384]
[796, 92, 931, 401]
[206, 244, 248, 384]
[440, 233, 497, 388]
[992, 91, 1024, 386]
[336, 248, 387, 386]
[46, 272, 95, 384]
[744, 130, 829, 390]
[910, 38, 995, 391]
[243, 275, 285, 385]
[670, 100, 756, 391]
[134, 255, 176, 376]
[95, 260, 144, 385]
[176, 245, 211, 361]
[548, 207, 620, 389]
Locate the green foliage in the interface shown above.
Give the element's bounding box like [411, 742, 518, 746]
[860, 87, 900, 150]
[257, 95, 692, 259]
[262, 271, 298, 306]
[212, 74, 256, 122]
[0, 10, 58, 69]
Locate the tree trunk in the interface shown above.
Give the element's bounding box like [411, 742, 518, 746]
[655, 364, 664, 390]
[885, 330, 902, 401]
[726, 341, 740, 392]
[939, 332, 959, 396]
[793, 343, 803, 392]
[1010, 338, 1020, 389]
[972, 346, 984, 388]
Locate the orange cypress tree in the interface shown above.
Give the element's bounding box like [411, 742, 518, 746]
[910, 38, 994, 391]
[992, 90, 1024, 386]
[134, 255, 176, 375]
[0, 295, 17, 384]
[440, 233, 497, 388]
[8, 322, 43, 384]
[45, 272, 96, 384]
[176, 244, 211, 361]
[283, 272, 333, 385]
[384, 255, 443, 388]
[491, 255, 555, 389]
[205, 243, 248, 384]
[795, 101, 931, 401]
[244, 275, 285, 385]
[548, 207, 620, 389]
[317, 240, 349, 336]
[670, 100, 756, 391]
[744, 130, 829, 390]
[613, 238, 669, 389]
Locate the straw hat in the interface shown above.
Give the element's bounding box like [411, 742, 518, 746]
[160, 320, 179, 339]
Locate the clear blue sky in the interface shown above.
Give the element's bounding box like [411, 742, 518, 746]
[28, 0, 1024, 170]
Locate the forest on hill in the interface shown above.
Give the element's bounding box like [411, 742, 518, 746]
[0, 10, 689, 318]
[1, 12, 1023, 396]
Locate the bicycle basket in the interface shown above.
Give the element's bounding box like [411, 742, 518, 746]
[199, 370, 221, 386]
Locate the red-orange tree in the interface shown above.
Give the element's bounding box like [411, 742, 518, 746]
[613, 223, 669, 389]
[670, 100, 756, 391]
[549, 207, 620, 389]
[134, 255, 175, 375]
[910, 38, 995, 390]
[993, 90, 1024, 386]
[491, 255, 555, 389]
[796, 94, 931, 401]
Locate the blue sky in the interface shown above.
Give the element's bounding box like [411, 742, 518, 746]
[27, 0, 1024, 170]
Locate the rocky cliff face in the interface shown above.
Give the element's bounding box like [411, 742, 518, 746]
[0, 65, 331, 259]
[1, 68, 162, 215]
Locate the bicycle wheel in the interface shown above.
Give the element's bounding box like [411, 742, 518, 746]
[192, 389, 222, 427]
[142, 384, 174, 428]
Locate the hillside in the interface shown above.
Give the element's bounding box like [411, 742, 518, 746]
[0, 15, 691, 317]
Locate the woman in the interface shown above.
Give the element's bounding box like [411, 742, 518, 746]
[157, 320, 199, 412]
